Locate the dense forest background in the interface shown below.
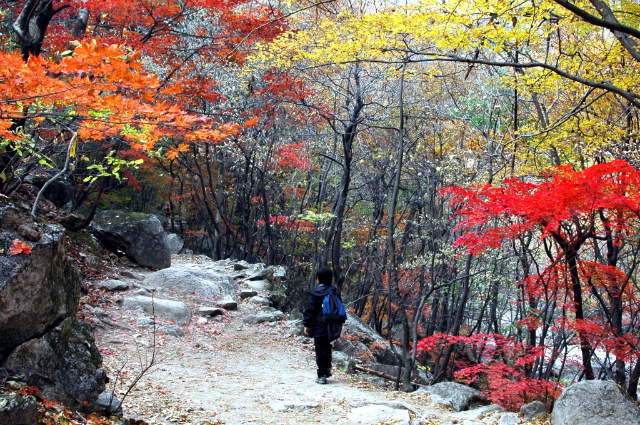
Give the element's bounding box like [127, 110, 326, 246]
[2, 0, 640, 409]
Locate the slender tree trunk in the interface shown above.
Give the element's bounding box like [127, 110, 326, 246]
[324, 65, 364, 293]
[564, 247, 596, 380]
[385, 62, 414, 391]
[433, 254, 472, 382]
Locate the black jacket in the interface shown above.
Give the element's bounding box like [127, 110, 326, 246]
[302, 284, 336, 338]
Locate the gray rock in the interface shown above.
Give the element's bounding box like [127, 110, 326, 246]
[364, 376, 388, 387]
[451, 405, 505, 421]
[95, 392, 123, 416]
[333, 336, 374, 364]
[368, 363, 401, 379]
[332, 351, 355, 373]
[0, 222, 79, 362]
[350, 401, 419, 415]
[245, 279, 267, 291]
[196, 307, 225, 317]
[520, 400, 546, 420]
[1, 318, 106, 411]
[156, 325, 185, 338]
[123, 296, 191, 325]
[243, 311, 284, 324]
[498, 412, 522, 425]
[273, 266, 286, 281]
[551, 380, 640, 425]
[134, 288, 151, 295]
[338, 312, 398, 365]
[142, 266, 238, 300]
[96, 279, 129, 292]
[92, 211, 171, 269]
[270, 401, 319, 412]
[247, 266, 275, 282]
[233, 261, 251, 270]
[346, 404, 411, 424]
[0, 393, 37, 425]
[165, 233, 184, 255]
[239, 289, 258, 299]
[428, 394, 452, 408]
[248, 296, 271, 306]
[215, 299, 237, 310]
[17, 224, 41, 242]
[121, 270, 142, 280]
[416, 382, 482, 412]
[136, 316, 155, 328]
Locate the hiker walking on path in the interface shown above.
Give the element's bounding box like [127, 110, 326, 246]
[303, 267, 340, 384]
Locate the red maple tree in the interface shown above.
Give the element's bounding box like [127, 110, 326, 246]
[441, 160, 640, 398]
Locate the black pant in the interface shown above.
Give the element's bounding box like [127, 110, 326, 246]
[314, 336, 332, 378]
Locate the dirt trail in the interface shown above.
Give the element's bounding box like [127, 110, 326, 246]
[92, 257, 537, 425]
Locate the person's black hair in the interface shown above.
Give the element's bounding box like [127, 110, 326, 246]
[316, 266, 333, 285]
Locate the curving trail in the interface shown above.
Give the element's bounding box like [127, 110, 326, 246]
[93, 256, 546, 425]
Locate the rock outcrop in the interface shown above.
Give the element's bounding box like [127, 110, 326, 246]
[2, 318, 106, 411]
[91, 210, 171, 269]
[551, 380, 640, 425]
[0, 207, 80, 363]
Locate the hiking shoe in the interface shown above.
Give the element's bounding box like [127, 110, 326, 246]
[315, 376, 327, 384]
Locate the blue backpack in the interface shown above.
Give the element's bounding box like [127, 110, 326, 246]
[322, 288, 346, 341]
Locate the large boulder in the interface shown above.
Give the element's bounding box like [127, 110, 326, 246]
[91, 210, 170, 269]
[1, 318, 106, 412]
[143, 265, 239, 300]
[165, 233, 184, 255]
[551, 380, 640, 425]
[334, 312, 399, 366]
[0, 212, 80, 362]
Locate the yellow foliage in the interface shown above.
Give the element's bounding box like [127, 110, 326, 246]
[251, 0, 640, 172]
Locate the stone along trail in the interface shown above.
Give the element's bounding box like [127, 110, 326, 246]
[92, 256, 545, 425]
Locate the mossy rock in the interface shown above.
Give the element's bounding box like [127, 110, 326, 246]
[0, 393, 37, 425]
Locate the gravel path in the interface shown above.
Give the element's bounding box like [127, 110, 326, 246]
[92, 257, 547, 425]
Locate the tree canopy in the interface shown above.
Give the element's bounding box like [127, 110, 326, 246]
[3, 0, 640, 407]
